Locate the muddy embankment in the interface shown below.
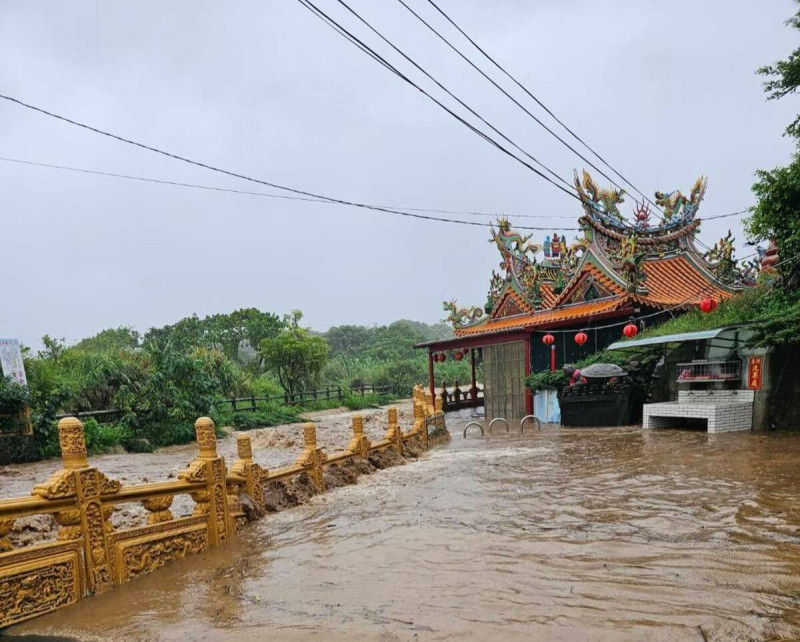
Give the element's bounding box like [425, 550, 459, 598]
[2, 400, 419, 548]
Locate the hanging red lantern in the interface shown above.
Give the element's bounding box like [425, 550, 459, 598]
[439, 352, 447, 362]
[574, 331, 588, 346]
[454, 351, 464, 361]
[623, 322, 638, 338]
[542, 333, 555, 346]
[699, 298, 717, 314]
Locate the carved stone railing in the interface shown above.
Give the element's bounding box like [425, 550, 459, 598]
[0, 394, 446, 629]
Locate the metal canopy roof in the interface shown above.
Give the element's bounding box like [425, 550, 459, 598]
[607, 327, 732, 350]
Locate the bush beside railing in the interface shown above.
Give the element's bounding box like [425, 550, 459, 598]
[0, 385, 443, 629]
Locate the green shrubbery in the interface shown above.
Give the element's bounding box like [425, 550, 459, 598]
[341, 393, 398, 411]
[12, 311, 458, 459]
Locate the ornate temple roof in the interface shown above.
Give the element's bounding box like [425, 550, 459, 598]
[442, 171, 760, 338]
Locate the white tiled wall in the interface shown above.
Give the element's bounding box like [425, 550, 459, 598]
[643, 396, 753, 433]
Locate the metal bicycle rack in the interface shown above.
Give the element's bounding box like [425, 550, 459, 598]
[520, 415, 542, 433]
[463, 421, 485, 439]
[488, 417, 510, 435]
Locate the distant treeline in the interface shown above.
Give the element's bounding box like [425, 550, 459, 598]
[0, 308, 475, 458]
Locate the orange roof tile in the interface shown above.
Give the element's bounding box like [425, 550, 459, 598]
[455, 296, 628, 336]
[551, 261, 625, 307]
[638, 256, 733, 307]
[540, 283, 557, 308]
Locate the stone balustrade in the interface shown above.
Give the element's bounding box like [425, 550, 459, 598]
[0, 390, 445, 629]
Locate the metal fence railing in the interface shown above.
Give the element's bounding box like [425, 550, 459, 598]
[213, 384, 395, 413]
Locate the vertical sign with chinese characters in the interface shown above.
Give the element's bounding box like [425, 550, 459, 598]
[747, 355, 763, 390]
[0, 338, 27, 386]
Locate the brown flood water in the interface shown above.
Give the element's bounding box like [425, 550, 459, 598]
[8, 420, 800, 641]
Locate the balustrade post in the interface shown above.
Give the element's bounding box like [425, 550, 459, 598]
[384, 406, 403, 455]
[294, 423, 326, 492]
[179, 417, 233, 547]
[424, 390, 435, 417]
[347, 414, 371, 460]
[32, 417, 120, 594]
[413, 395, 429, 450]
[231, 434, 265, 515]
[0, 519, 14, 552]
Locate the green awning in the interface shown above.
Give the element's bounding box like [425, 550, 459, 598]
[606, 328, 731, 350]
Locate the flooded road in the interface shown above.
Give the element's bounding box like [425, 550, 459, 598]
[9, 422, 800, 641]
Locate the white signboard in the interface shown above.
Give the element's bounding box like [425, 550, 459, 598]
[0, 339, 27, 386]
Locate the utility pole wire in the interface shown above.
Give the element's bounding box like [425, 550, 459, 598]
[297, 0, 580, 199]
[0, 155, 585, 225]
[423, 0, 665, 215]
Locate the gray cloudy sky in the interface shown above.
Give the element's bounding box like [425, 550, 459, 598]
[1, 1, 797, 348]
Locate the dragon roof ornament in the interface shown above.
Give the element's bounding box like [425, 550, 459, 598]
[575, 170, 707, 240]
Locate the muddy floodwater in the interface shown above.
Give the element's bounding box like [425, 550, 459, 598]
[8, 420, 800, 641]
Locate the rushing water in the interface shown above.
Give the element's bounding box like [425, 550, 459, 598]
[9, 422, 800, 641]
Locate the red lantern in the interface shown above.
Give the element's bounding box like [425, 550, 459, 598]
[440, 352, 447, 362]
[699, 298, 717, 314]
[542, 333, 555, 346]
[623, 322, 638, 338]
[574, 331, 588, 346]
[454, 351, 464, 361]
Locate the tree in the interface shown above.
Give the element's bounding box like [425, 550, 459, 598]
[259, 311, 329, 396]
[758, 3, 800, 139]
[75, 327, 140, 352]
[206, 308, 283, 362]
[747, 1, 800, 288]
[144, 309, 283, 364]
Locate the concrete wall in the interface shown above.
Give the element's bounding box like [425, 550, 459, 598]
[0, 434, 38, 464]
[743, 344, 800, 431]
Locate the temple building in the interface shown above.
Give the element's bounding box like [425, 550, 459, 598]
[418, 170, 760, 422]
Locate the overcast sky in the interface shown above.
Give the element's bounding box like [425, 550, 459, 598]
[1, 1, 797, 349]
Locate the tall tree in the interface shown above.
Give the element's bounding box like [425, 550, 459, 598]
[259, 311, 329, 395]
[748, 1, 800, 288]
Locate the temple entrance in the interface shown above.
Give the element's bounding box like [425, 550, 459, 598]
[483, 341, 527, 422]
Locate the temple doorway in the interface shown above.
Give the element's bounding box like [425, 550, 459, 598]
[483, 341, 527, 422]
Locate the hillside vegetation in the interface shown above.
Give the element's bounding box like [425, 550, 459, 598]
[0, 309, 470, 458]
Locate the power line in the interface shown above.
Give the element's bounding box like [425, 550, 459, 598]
[422, 0, 665, 215]
[0, 154, 581, 231]
[6, 154, 747, 226]
[703, 209, 750, 221]
[0, 155, 585, 225]
[394, 0, 631, 198]
[0, 94, 586, 231]
[296, 0, 581, 200]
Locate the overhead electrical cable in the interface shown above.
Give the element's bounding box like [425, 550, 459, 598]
[395, 0, 630, 197]
[422, 0, 665, 215]
[0, 155, 585, 223]
[0, 94, 582, 230]
[296, 0, 581, 199]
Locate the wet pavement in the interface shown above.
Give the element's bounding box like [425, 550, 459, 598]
[7, 420, 800, 640]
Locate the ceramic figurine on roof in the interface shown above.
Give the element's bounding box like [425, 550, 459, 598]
[442, 300, 484, 328]
[704, 230, 738, 281]
[610, 233, 647, 293]
[654, 176, 707, 222]
[574, 169, 626, 222]
[490, 217, 541, 271]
